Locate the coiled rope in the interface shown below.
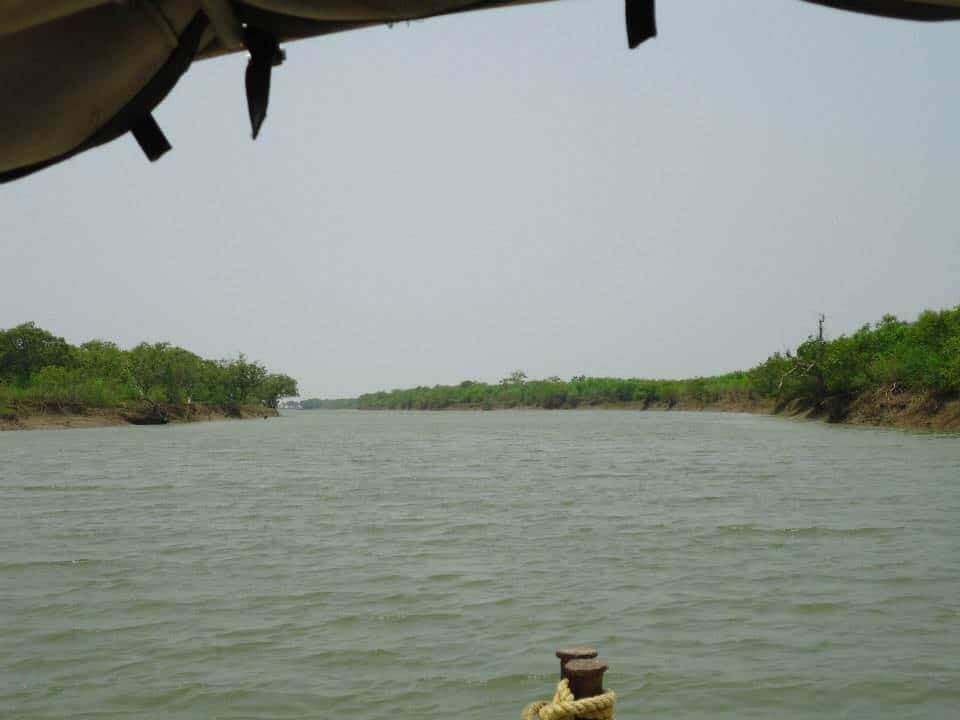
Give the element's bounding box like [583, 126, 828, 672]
[522, 678, 616, 720]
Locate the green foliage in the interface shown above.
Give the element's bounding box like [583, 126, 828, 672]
[77, 340, 126, 380]
[0, 323, 298, 413]
[500, 370, 528, 385]
[758, 306, 960, 404]
[357, 306, 960, 411]
[0, 322, 73, 385]
[299, 397, 358, 409]
[258, 373, 299, 409]
[126, 342, 204, 403]
[356, 372, 753, 410]
[27, 365, 128, 407]
[217, 354, 267, 404]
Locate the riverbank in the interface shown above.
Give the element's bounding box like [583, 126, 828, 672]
[359, 390, 960, 432]
[354, 306, 959, 430]
[0, 401, 278, 432]
[583, 389, 960, 432]
[822, 388, 960, 431]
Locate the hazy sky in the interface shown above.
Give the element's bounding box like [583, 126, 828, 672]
[2, 0, 959, 397]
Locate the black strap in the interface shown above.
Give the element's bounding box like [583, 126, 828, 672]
[244, 26, 285, 140]
[0, 11, 209, 184]
[626, 0, 657, 49]
[131, 113, 172, 162]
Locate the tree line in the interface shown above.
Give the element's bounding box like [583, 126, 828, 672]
[357, 306, 960, 411]
[356, 372, 753, 410]
[0, 322, 298, 412]
[750, 308, 959, 402]
[296, 398, 359, 409]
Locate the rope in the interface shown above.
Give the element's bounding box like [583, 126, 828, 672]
[522, 678, 616, 720]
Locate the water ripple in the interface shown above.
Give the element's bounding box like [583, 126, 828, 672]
[1, 410, 958, 719]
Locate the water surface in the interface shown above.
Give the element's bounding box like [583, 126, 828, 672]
[1, 411, 958, 719]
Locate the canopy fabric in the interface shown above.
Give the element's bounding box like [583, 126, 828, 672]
[1, 0, 958, 181]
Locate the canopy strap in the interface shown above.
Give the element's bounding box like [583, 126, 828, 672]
[244, 25, 286, 140]
[625, 0, 657, 49]
[130, 113, 172, 162]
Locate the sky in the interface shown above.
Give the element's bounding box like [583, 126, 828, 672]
[2, 0, 959, 398]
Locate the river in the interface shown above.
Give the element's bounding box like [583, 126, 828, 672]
[1, 410, 958, 719]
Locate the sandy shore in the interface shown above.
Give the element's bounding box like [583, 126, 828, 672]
[0, 403, 278, 432]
